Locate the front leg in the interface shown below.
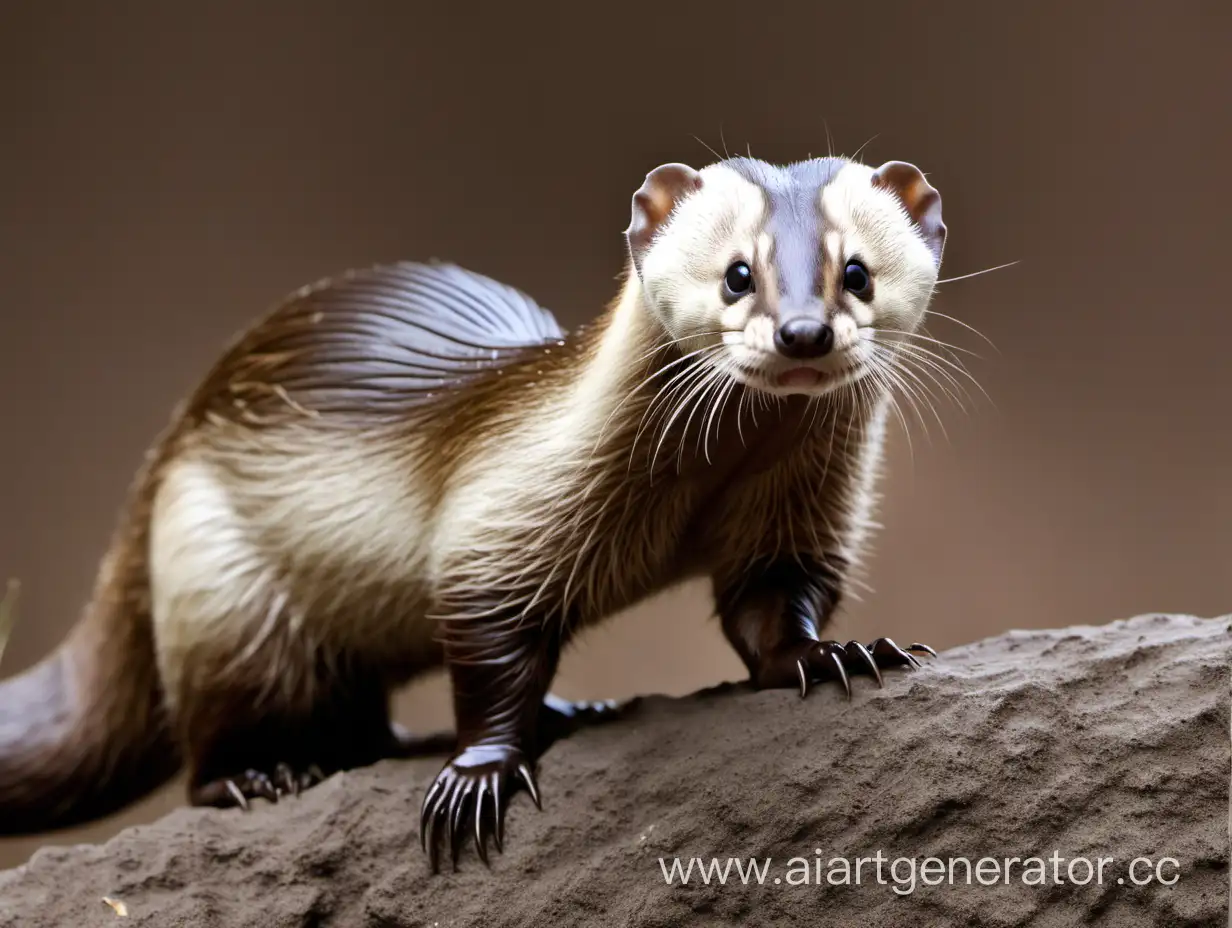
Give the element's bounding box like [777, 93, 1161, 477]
[715, 554, 934, 698]
[419, 600, 562, 872]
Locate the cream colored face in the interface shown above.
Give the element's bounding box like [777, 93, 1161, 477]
[638, 157, 942, 398]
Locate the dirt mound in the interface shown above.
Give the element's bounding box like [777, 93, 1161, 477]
[0, 614, 1227, 927]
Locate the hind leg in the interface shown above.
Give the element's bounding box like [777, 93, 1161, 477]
[159, 602, 449, 807]
[188, 682, 454, 808]
[147, 458, 455, 807]
[187, 670, 399, 808]
[178, 647, 448, 809]
[184, 676, 631, 809]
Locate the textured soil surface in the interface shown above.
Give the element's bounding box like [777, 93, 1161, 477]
[0, 614, 1228, 927]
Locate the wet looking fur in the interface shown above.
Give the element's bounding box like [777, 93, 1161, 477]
[0, 155, 949, 874]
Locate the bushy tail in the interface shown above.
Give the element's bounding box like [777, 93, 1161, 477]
[0, 575, 180, 835]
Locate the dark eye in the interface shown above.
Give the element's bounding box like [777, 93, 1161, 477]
[843, 260, 872, 299]
[722, 261, 754, 301]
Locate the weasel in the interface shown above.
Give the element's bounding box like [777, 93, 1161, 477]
[0, 155, 946, 871]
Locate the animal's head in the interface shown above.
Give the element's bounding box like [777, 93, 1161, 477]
[626, 156, 945, 397]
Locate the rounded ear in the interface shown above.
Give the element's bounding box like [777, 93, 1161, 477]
[870, 161, 946, 267]
[625, 163, 703, 276]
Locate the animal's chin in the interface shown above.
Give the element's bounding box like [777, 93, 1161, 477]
[730, 359, 870, 397]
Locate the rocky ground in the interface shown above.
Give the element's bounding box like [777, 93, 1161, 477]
[0, 613, 1228, 927]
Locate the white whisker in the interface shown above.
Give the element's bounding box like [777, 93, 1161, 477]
[935, 260, 1019, 285]
[923, 309, 999, 353]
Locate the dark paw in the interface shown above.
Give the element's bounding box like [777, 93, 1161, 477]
[420, 745, 540, 872]
[538, 693, 640, 750]
[542, 692, 628, 723]
[191, 762, 327, 810]
[756, 637, 936, 699]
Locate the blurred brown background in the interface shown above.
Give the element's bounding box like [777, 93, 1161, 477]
[1, 1, 1228, 870]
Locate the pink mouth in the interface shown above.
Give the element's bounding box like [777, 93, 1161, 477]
[776, 367, 823, 388]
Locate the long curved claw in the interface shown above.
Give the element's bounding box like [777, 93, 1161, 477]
[796, 658, 810, 699]
[869, 637, 922, 669]
[273, 763, 298, 797]
[244, 769, 278, 803]
[515, 761, 541, 810]
[474, 779, 492, 866]
[224, 780, 249, 811]
[815, 643, 851, 699]
[427, 821, 442, 874]
[449, 779, 477, 870]
[420, 775, 447, 853]
[427, 793, 450, 874]
[490, 775, 504, 853]
[420, 773, 452, 871]
[907, 642, 937, 657]
[844, 640, 884, 688]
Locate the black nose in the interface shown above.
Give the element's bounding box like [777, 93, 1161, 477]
[774, 318, 834, 359]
